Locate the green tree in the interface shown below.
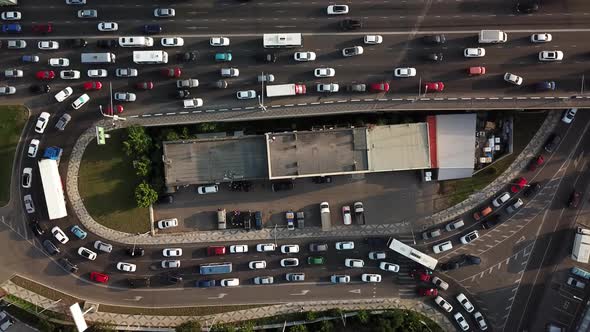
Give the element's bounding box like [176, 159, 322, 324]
[123, 126, 152, 156]
[288, 324, 308, 332]
[133, 156, 151, 178]
[36, 319, 56, 332]
[356, 310, 369, 324]
[196, 122, 218, 133]
[86, 323, 117, 332]
[315, 320, 333, 332]
[209, 324, 236, 332]
[180, 126, 191, 139]
[238, 321, 254, 332]
[163, 129, 181, 142]
[176, 320, 201, 332]
[134, 181, 158, 208]
[305, 311, 318, 321]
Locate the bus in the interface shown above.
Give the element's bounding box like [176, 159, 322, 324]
[200, 262, 232, 275]
[38, 159, 67, 220]
[387, 238, 438, 270]
[81, 53, 116, 64]
[133, 50, 168, 64]
[263, 33, 302, 48]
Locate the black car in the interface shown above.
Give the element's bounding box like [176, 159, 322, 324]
[96, 39, 117, 48]
[257, 53, 277, 63]
[340, 19, 362, 31]
[197, 279, 215, 288]
[177, 90, 190, 99]
[59, 258, 78, 273]
[271, 180, 293, 192]
[30, 221, 45, 236]
[536, 81, 556, 91]
[423, 34, 446, 44]
[482, 215, 501, 229]
[347, 83, 366, 92]
[128, 277, 150, 288]
[127, 247, 145, 257]
[515, 2, 539, 14]
[312, 176, 332, 184]
[254, 211, 263, 230]
[441, 254, 481, 271]
[167, 274, 183, 284]
[30, 84, 50, 93]
[426, 53, 443, 62]
[144, 24, 162, 34]
[43, 240, 60, 255]
[309, 243, 328, 252]
[157, 195, 174, 204]
[66, 38, 87, 47]
[178, 51, 198, 62]
[523, 182, 541, 197]
[544, 134, 561, 153]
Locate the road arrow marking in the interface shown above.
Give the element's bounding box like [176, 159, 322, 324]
[349, 289, 361, 294]
[208, 293, 227, 299]
[290, 290, 310, 296]
[515, 236, 525, 244]
[124, 296, 142, 301]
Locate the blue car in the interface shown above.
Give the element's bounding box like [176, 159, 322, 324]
[2, 23, 21, 33]
[70, 225, 87, 239]
[215, 53, 232, 62]
[197, 280, 215, 288]
[22, 55, 40, 63]
[143, 24, 161, 34]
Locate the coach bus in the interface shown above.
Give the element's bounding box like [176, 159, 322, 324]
[387, 238, 438, 270]
[263, 33, 302, 48]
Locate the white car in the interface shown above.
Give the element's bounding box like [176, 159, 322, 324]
[94, 240, 113, 253]
[87, 69, 107, 78]
[249, 260, 266, 269]
[7, 40, 26, 49]
[66, 0, 86, 4]
[473, 312, 488, 331]
[539, 50, 564, 61]
[51, 226, 69, 244]
[562, 109, 578, 124]
[254, 276, 274, 285]
[27, 139, 40, 157]
[78, 247, 97, 260]
[0, 86, 16, 94]
[35, 112, 50, 133]
[38, 41, 59, 50]
[157, 218, 178, 229]
[49, 58, 69, 67]
[379, 262, 400, 272]
[464, 47, 485, 58]
[210, 37, 230, 46]
[335, 241, 354, 250]
[394, 67, 416, 77]
[434, 296, 453, 313]
[531, 33, 552, 43]
[460, 230, 479, 244]
[294, 51, 316, 62]
[116, 262, 137, 272]
[280, 258, 299, 267]
[345, 258, 365, 268]
[504, 73, 523, 86]
[331, 275, 351, 283]
[256, 243, 276, 252]
[229, 245, 248, 253]
[456, 293, 475, 313]
[161, 260, 180, 268]
[281, 245, 299, 254]
[236, 90, 256, 100]
[493, 192, 511, 207]
[432, 240, 453, 253]
[220, 278, 239, 287]
[364, 35, 383, 44]
[314, 68, 335, 78]
[361, 274, 382, 283]
[342, 46, 363, 57]
[317, 83, 339, 93]
[454, 312, 470, 331]
[1, 11, 21, 20]
[115, 92, 137, 102]
[163, 248, 183, 257]
[23, 195, 34, 214]
[22, 167, 32, 188]
[60, 70, 80, 80]
[54, 87, 73, 102]
[197, 184, 218, 194]
[98, 22, 118, 31]
[154, 8, 175, 17]
[115, 68, 138, 77]
[161, 37, 184, 47]
[327, 5, 349, 15]
[220, 68, 239, 77]
[368, 251, 386, 260]
[431, 276, 449, 290]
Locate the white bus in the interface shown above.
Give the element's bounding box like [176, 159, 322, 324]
[387, 238, 438, 270]
[133, 50, 168, 64]
[38, 159, 67, 220]
[81, 53, 116, 64]
[263, 33, 302, 48]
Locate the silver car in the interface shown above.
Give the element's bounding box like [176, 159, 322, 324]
[78, 9, 97, 18]
[55, 113, 72, 131]
[94, 240, 113, 253]
[114, 92, 137, 102]
[115, 68, 138, 77]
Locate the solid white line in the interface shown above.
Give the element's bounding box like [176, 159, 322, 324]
[154, 113, 163, 116]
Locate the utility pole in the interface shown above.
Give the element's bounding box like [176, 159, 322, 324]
[258, 71, 267, 111]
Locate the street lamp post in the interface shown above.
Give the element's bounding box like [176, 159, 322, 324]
[258, 71, 267, 111]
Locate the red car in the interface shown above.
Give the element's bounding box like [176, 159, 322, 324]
[369, 81, 390, 92]
[418, 288, 438, 296]
[135, 81, 154, 90]
[410, 268, 432, 282]
[424, 82, 444, 92]
[32, 23, 53, 34]
[207, 246, 226, 256]
[528, 155, 544, 171]
[36, 70, 55, 80]
[161, 68, 181, 78]
[83, 81, 102, 91]
[511, 177, 528, 193]
[104, 105, 124, 115]
[90, 272, 109, 284]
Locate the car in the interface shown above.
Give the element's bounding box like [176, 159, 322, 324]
[256, 243, 276, 252]
[473, 311, 488, 330]
[432, 240, 453, 253]
[340, 19, 362, 30]
[27, 139, 39, 158]
[361, 274, 382, 283]
[128, 277, 150, 288]
[249, 260, 266, 269]
[482, 215, 502, 229]
[469, 66, 486, 76]
[506, 199, 524, 214]
[531, 33, 552, 43]
[78, 247, 97, 260]
[210, 37, 230, 46]
[177, 79, 199, 89]
[5, 69, 23, 78]
[66, 38, 87, 48]
[423, 34, 446, 44]
[135, 82, 154, 90]
[257, 53, 277, 63]
[524, 182, 541, 197]
[516, 2, 539, 14]
[331, 275, 351, 283]
[83, 81, 102, 91]
[294, 52, 316, 61]
[456, 293, 475, 312]
[418, 288, 438, 296]
[98, 22, 118, 31]
[431, 276, 449, 290]
[454, 312, 470, 331]
[364, 35, 383, 44]
[21, 167, 32, 188]
[43, 239, 60, 255]
[464, 48, 485, 57]
[539, 50, 563, 61]
[70, 225, 87, 239]
[566, 276, 586, 289]
[271, 180, 293, 191]
[103, 105, 124, 115]
[2, 23, 21, 33]
[411, 268, 432, 282]
[280, 258, 299, 267]
[48, 58, 69, 68]
[424, 82, 444, 92]
[60, 70, 80, 80]
[197, 184, 218, 194]
[114, 92, 136, 102]
[90, 272, 109, 284]
[257, 74, 275, 82]
[536, 81, 556, 91]
[176, 90, 190, 99]
[127, 247, 145, 257]
[341, 206, 352, 225]
[36, 70, 55, 80]
[51, 226, 69, 244]
[220, 278, 239, 287]
[87, 69, 107, 78]
[368, 251, 386, 260]
[529, 155, 545, 172]
[30, 84, 50, 94]
[327, 5, 349, 15]
[97, 39, 117, 48]
[314, 68, 335, 78]
[281, 245, 299, 254]
[162, 68, 182, 78]
[422, 229, 442, 240]
[562, 109, 578, 124]
[230, 245, 248, 253]
[442, 254, 481, 269]
[157, 218, 178, 229]
[7, 40, 25, 49]
[254, 276, 274, 285]
[154, 8, 175, 17]
[309, 243, 328, 252]
[493, 192, 511, 207]
[434, 296, 453, 312]
[307, 256, 325, 265]
[1, 11, 21, 20]
[115, 68, 138, 78]
[544, 134, 561, 153]
[394, 67, 416, 77]
[347, 83, 367, 92]
[117, 262, 137, 272]
[66, 0, 86, 4]
[504, 73, 523, 86]
[335, 241, 354, 250]
[22, 55, 40, 63]
[163, 248, 183, 257]
[32, 23, 52, 34]
[460, 231, 479, 244]
[60, 258, 78, 273]
[94, 240, 113, 253]
[0, 86, 16, 95]
[342, 46, 364, 57]
[71, 93, 90, 109]
[345, 258, 365, 268]
[161, 260, 180, 268]
[161, 37, 184, 47]
[144, 24, 162, 34]
[197, 280, 215, 288]
[215, 53, 233, 62]
[569, 190, 581, 208]
[167, 274, 183, 284]
[54, 87, 73, 102]
[35, 112, 50, 133]
[379, 262, 400, 272]
[286, 273, 305, 282]
[426, 53, 443, 62]
[317, 83, 339, 93]
[78, 9, 97, 18]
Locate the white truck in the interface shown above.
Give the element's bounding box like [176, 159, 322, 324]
[320, 202, 331, 230]
[478, 30, 507, 43]
[133, 50, 168, 64]
[265, 83, 306, 97]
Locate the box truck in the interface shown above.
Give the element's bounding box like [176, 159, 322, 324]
[266, 84, 306, 97]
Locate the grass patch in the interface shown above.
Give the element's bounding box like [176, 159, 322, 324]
[99, 303, 268, 316]
[0, 106, 27, 206]
[78, 130, 150, 233]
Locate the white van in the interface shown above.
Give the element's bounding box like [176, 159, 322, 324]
[71, 93, 90, 110]
[119, 36, 154, 47]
